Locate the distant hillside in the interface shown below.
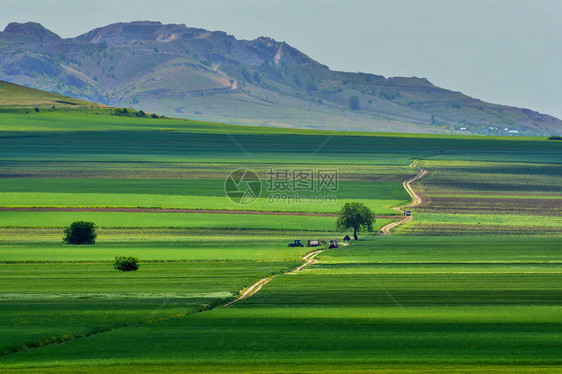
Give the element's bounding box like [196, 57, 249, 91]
[0, 21, 560, 135]
[0, 80, 107, 109]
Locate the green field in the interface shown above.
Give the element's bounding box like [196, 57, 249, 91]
[0, 211, 339, 230]
[0, 103, 561, 373]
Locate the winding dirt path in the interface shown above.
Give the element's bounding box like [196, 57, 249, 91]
[224, 248, 326, 306]
[381, 161, 427, 235]
[226, 161, 427, 305]
[293, 249, 326, 273]
[224, 275, 276, 306]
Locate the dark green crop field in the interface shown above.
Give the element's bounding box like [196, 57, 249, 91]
[0, 108, 561, 373]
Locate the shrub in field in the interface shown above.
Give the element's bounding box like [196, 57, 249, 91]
[113, 108, 129, 116]
[63, 221, 96, 245]
[336, 202, 376, 240]
[113, 256, 140, 271]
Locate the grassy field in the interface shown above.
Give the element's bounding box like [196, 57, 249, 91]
[0, 260, 298, 356]
[0, 230, 344, 263]
[0, 211, 343, 230]
[0, 103, 560, 372]
[1, 235, 559, 368]
[0, 81, 107, 109]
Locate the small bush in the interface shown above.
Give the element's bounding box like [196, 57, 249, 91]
[113, 256, 140, 271]
[548, 136, 562, 140]
[114, 108, 128, 116]
[114, 108, 150, 118]
[63, 221, 96, 245]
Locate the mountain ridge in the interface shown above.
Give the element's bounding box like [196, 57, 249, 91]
[0, 21, 559, 135]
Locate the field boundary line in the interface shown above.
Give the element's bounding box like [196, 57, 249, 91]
[0, 207, 402, 219]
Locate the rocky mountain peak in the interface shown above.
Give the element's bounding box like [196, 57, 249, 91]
[73, 21, 194, 44]
[2, 22, 60, 40]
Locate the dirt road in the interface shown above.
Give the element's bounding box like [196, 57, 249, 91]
[381, 161, 427, 234]
[226, 161, 427, 305]
[224, 248, 326, 306]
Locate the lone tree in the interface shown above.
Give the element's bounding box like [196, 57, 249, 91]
[63, 221, 97, 245]
[336, 202, 375, 240]
[349, 96, 360, 110]
[113, 256, 140, 272]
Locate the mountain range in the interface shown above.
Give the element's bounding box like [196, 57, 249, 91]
[0, 21, 560, 135]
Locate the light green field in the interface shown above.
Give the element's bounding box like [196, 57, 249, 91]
[0, 239, 312, 263]
[0, 211, 344, 231]
[0, 81, 105, 109]
[0, 192, 403, 215]
[415, 213, 561, 227]
[318, 235, 562, 263]
[0, 227, 337, 243]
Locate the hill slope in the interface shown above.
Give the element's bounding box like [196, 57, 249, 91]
[0, 21, 560, 135]
[0, 80, 107, 109]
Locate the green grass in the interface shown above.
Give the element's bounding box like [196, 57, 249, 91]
[0, 260, 299, 356]
[320, 235, 562, 263]
[2, 234, 560, 368]
[0, 240, 312, 263]
[0, 110, 557, 141]
[0, 227, 338, 243]
[310, 263, 562, 274]
[0, 262, 297, 295]
[2, 304, 559, 366]
[419, 161, 561, 197]
[1, 364, 560, 373]
[0, 161, 414, 181]
[0, 178, 405, 198]
[415, 213, 561, 227]
[0, 178, 407, 214]
[1, 112, 560, 165]
[0, 211, 348, 231]
[0, 193, 402, 214]
[245, 271, 561, 306]
[0, 81, 104, 109]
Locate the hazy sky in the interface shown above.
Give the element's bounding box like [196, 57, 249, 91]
[2, 0, 561, 118]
